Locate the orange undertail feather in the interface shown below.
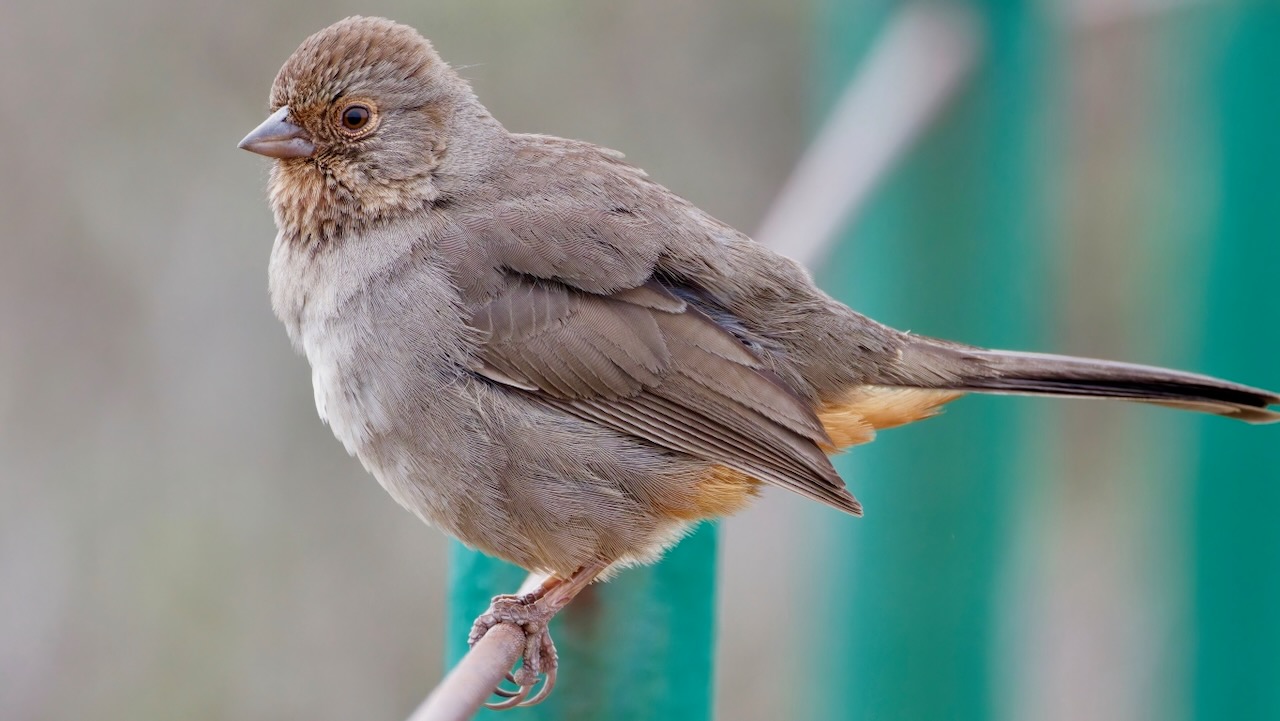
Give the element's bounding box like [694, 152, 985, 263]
[817, 386, 964, 452]
[682, 464, 763, 520]
[686, 386, 963, 518]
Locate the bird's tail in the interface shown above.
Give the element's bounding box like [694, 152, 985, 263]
[895, 338, 1280, 423]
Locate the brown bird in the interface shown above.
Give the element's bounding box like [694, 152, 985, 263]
[240, 16, 1279, 708]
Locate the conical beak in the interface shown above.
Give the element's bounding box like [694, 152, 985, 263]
[238, 107, 315, 159]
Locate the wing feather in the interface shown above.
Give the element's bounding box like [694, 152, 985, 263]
[467, 276, 861, 515]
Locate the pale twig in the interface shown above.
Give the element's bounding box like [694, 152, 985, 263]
[406, 573, 546, 721]
[407, 623, 525, 721]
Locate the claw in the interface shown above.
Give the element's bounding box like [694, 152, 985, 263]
[469, 597, 561, 710]
[522, 666, 556, 707]
[483, 682, 531, 710]
[485, 664, 554, 710]
[467, 561, 609, 711]
[488, 675, 522, 698]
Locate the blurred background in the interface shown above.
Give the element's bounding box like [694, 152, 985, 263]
[1, 1, 1276, 720]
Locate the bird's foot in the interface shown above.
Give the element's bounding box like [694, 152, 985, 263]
[469, 595, 559, 709]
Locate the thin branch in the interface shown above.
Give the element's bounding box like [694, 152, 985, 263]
[407, 622, 526, 721]
[407, 573, 546, 721]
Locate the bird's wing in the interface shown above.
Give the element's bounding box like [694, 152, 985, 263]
[441, 136, 697, 299]
[467, 275, 862, 515]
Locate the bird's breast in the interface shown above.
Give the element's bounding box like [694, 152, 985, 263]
[267, 221, 502, 528]
[303, 321, 391, 457]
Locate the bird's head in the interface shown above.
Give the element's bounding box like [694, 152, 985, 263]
[240, 16, 501, 245]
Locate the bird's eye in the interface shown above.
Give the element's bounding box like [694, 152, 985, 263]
[336, 102, 376, 135]
[342, 105, 370, 129]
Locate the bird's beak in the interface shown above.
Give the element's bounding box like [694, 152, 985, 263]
[238, 107, 315, 159]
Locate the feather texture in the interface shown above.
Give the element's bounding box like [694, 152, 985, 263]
[469, 277, 863, 515]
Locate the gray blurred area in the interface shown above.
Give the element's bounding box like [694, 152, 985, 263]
[0, 1, 808, 719]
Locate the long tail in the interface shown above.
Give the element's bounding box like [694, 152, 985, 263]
[898, 338, 1280, 424]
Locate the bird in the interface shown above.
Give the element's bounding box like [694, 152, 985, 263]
[239, 16, 1279, 709]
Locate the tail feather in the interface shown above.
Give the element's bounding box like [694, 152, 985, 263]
[899, 341, 1280, 424]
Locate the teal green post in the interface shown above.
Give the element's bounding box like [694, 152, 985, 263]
[806, 1, 1057, 719]
[1191, 7, 1280, 720]
[446, 525, 717, 720]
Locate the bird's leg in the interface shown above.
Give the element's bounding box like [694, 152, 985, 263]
[484, 572, 564, 609]
[469, 559, 609, 709]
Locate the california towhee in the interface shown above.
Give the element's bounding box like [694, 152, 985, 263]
[239, 16, 1279, 708]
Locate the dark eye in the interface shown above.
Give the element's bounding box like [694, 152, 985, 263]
[340, 104, 371, 131]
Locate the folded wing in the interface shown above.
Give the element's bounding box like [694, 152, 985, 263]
[468, 276, 863, 515]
